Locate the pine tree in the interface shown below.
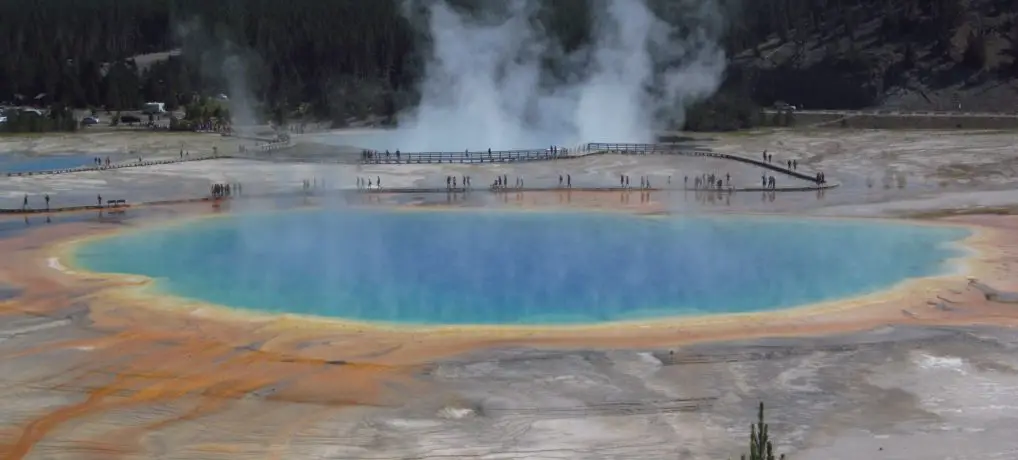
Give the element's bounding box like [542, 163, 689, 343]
[740, 402, 785, 460]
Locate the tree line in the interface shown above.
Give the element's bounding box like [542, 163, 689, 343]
[0, 0, 1010, 132]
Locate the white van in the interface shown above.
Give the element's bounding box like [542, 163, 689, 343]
[141, 102, 166, 115]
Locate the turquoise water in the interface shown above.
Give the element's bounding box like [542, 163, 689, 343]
[0, 155, 95, 173]
[73, 210, 969, 325]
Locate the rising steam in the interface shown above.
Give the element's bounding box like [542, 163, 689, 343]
[354, 0, 726, 151]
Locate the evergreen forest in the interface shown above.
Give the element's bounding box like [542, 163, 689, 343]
[0, 0, 1014, 132]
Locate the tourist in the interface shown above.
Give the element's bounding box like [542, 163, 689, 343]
[787, 159, 792, 169]
[567, 174, 571, 188]
[761, 174, 766, 188]
[377, 176, 381, 188]
[22, 194, 28, 210]
[559, 175, 563, 187]
[620, 175, 625, 187]
[44, 194, 50, 210]
[725, 173, 731, 186]
[793, 159, 798, 170]
[97, 194, 102, 208]
[684, 176, 688, 188]
[453, 176, 457, 188]
[446, 176, 451, 189]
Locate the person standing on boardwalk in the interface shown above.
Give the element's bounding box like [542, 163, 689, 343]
[567, 174, 571, 188]
[22, 194, 28, 210]
[97, 194, 102, 208]
[559, 175, 563, 187]
[44, 194, 50, 210]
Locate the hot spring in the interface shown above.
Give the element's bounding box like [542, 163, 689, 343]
[73, 209, 969, 325]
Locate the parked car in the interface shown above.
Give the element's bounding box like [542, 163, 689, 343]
[82, 116, 100, 125]
[774, 101, 797, 111]
[120, 114, 142, 124]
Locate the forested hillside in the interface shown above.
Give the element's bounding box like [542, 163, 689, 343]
[733, 0, 1018, 111]
[0, 0, 1015, 129]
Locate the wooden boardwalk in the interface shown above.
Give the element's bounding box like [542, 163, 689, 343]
[3, 155, 228, 177]
[359, 148, 577, 165]
[356, 142, 832, 186]
[584, 143, 826, 184]
[0, 183, 835, 215]
[357, 184, 836, 194]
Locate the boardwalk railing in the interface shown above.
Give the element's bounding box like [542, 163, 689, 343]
[247, 140, 293, 153]
[761, 109, 1018, 117]
[360, 148, 569, 164]
[3, 155, 226, 178]
[584, 143, 825, 184]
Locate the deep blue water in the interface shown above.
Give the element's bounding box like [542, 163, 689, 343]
[0, 154, 95, 173]
[73, 210, 969, 325]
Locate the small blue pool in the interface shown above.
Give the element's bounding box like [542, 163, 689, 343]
[73, 209, 969, 325]
[0, 155, 97, 174]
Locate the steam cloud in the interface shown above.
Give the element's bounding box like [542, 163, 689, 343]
[177, 19, 263, 136]
[360, 0, 726, 151]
